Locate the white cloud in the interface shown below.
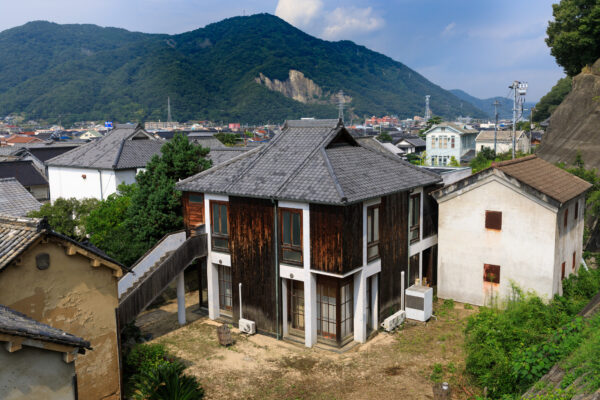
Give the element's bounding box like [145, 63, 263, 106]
[322, 6, 385, 39]
[275, 0, 323, 27]
[441, 22, 456, 37]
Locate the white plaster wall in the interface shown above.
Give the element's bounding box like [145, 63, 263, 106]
[437, 177, 557, 306]
[48, 166, 118, 201]
[204, 193, 229, 320]
[0, 345, 76, 400]
[553, 195, 586, 295]
[476, 141, 512, 154]
[115, 169, 137, 187]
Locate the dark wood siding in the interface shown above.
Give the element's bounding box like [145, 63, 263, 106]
[423, 185, 439, 238]
[379, 192, 409, 321]
[310, 203, 362, 274]
[182, 192, 205, 235]
[228, 196, 277, 334]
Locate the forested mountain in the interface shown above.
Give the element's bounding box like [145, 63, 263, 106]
[449, 89, 535, 120]
[0, 14, 486, 124]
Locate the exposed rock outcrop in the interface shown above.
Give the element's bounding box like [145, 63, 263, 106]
[537, 58, 600, 169]
[255, 70, 352, 105]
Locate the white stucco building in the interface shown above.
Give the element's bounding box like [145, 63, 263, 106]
[475, 130, 530, 155]
[424, 123, 478, 166]
[432, 155, 591, 306]
[46, 124, 163, 201]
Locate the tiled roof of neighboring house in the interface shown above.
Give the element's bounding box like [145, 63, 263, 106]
[188, 133, 227, 149]
[4, 135, 45, 144]
[0, 178, 41, 217]
[492, 155, 592, 204]
[0, 160, 47, 187]
[177, 119, 441, 205]
[208, 148, 254, 166]
[433, 155, 592, 207]
[461, 149, 476, 163]
[425, 123, 478, 135]
[46, 124, 162, 170]
[476, 130, 525, 142]
[0, 304, 90, 349]
[0, 215, 126, 273]
[399, 137, 426, 147]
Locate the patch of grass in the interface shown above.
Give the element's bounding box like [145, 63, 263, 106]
[278, 356, 319, 372]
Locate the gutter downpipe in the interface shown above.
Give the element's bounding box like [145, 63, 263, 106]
[273, 198, 281, 340]
[98, 169, 104, 200]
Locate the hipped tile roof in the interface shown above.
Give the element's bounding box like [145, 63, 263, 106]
[0, 178, 42, 217]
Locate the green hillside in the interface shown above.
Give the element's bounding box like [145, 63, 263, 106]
[0, 14, 486, 124]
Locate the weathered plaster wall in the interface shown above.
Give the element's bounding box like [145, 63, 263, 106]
[48, 166, 118, 201]
[437, 177, 557, 306]
[0, 345, 76, 400]
[0, 240, 121, 400]
[554, 195, 586, 295]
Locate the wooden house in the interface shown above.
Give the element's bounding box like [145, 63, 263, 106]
[177, 119, 441, 348]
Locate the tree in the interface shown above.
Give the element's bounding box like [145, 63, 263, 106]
[532, 76, 572, 122]
[449, 156, 460, 167]
[546, 0, 600, 76]
[215, 132, 239, 146]
[28, 197, 99, 240]
[377, 132, 393, 143]
[124, 134, 211, 264]
[85, 184, 136, 264]
[470, 147, 496, 173]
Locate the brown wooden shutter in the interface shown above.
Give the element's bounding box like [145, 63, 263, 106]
[574, 202, 579, 220]
[483, 264, 500, 284]
[561, 262, 566, 280]
[485, 211, 502, 230]
[573, 252, 576, 270]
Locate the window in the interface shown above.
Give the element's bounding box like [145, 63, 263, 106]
[485, 211, 502, 230]
[316, 276, 354, 344]
[564, 208, 569, 229]
[280, 209, 303, 265]
[451, 136, 455, 148]
[484, 264, 500, 284]
[442, 136, 448, 149]
[574, 201, 579, 220]
[367, 204, 380, 261]
[190, 194, 203, 203]
[573, 251, 576, 271]
[218, 265, 232, 313]
[410, 193, 420, 243]
[287, 280, 305, 331]
[211, 201, 229, 252]
[561, 262, 566, 280]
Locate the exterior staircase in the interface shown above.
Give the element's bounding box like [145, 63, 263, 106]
[117, 230, 207, 329]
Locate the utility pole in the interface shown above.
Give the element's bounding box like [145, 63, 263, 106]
[337, 90, 345, 123]
[492, 100, 500, 155]
[425, 95, 431, 120]
[167, 97, 172, 124]
[509, 81, 527, 159]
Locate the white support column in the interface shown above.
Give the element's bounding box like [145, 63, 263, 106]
[304, 273, 317, 347]
[371, 274, 379, 329]
[207, 263, 220, 319]
[177, 272, 186, 325]
[353, 269, 367, 343]
[282, 279, 289, 337]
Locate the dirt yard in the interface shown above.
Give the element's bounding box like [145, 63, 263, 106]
[135, 292, 480, 399]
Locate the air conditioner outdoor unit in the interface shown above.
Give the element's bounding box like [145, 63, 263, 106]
[381, 310, 406, 332]
[238, 318, 256, 334]
[237, 283, 256, 334]
[405, 284, 433, 322]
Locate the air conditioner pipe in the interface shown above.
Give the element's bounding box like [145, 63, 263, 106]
[239, 283, 243, 320]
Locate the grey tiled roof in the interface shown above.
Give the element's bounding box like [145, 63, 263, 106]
[208, 148, 254, 166]
[0, 178, 41, 217]
[0, 160, 48, 186]
[46, 124, 162, 170]
[401, 137, 426, 147]
[0, 304, 90, 349]
[189, 134, 226, 149]
[177, 119, 441, 204]
[0, 215, 125, 272]
[476, 130, 525, 142]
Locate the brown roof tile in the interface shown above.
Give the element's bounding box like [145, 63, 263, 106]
[492, 155, 592, 204]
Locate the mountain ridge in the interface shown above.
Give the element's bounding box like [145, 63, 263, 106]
[450, 89, 535, 120]
[0, 14, 486, 124]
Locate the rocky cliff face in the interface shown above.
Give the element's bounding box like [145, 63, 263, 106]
[255, 70, 352, 105]
[537, 58, 600, 169]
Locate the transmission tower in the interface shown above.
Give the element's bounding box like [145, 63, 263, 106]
[425, 95, 431, 120]
[508, 81, 527, 159]
[492, 100, 500, 154]
[337, 90, 346, 123]
[167, 97, 172, 124]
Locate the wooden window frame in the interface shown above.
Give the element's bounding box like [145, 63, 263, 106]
[279, 208, 303, 266]
[561, 262, 566, 281]
[316, 275, 354, 345]
[410, 193, 420, 244]
[451, 136, 455, 149]
[572, 251, 576, 271]
[210, 200, 230, 253]
[287, 280, 305, 332]
[483, 264, 500, 284]
[366, 204, 381, 262]
[485, 211, 502, 231]
[218, 265, 232, 313]
[189, 194, 204, 203]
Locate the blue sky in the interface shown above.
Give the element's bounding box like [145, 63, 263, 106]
[0, 0, 563, 101]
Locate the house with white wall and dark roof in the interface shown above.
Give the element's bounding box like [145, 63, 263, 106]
[176, 119, 442, 348]
[45, 124, 164, 201]
[424, 123, 478, 166]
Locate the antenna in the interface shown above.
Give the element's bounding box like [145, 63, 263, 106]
[425, 95, 431, 120]
[492, 100, 500, 154]
[167, 97, 172, 124]
[508, 81, 527, 159]
[337, 90, 346, 123]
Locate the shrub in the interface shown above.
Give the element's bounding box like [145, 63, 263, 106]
[125, 343, 172, 384]
[132, 360, 204, 400]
